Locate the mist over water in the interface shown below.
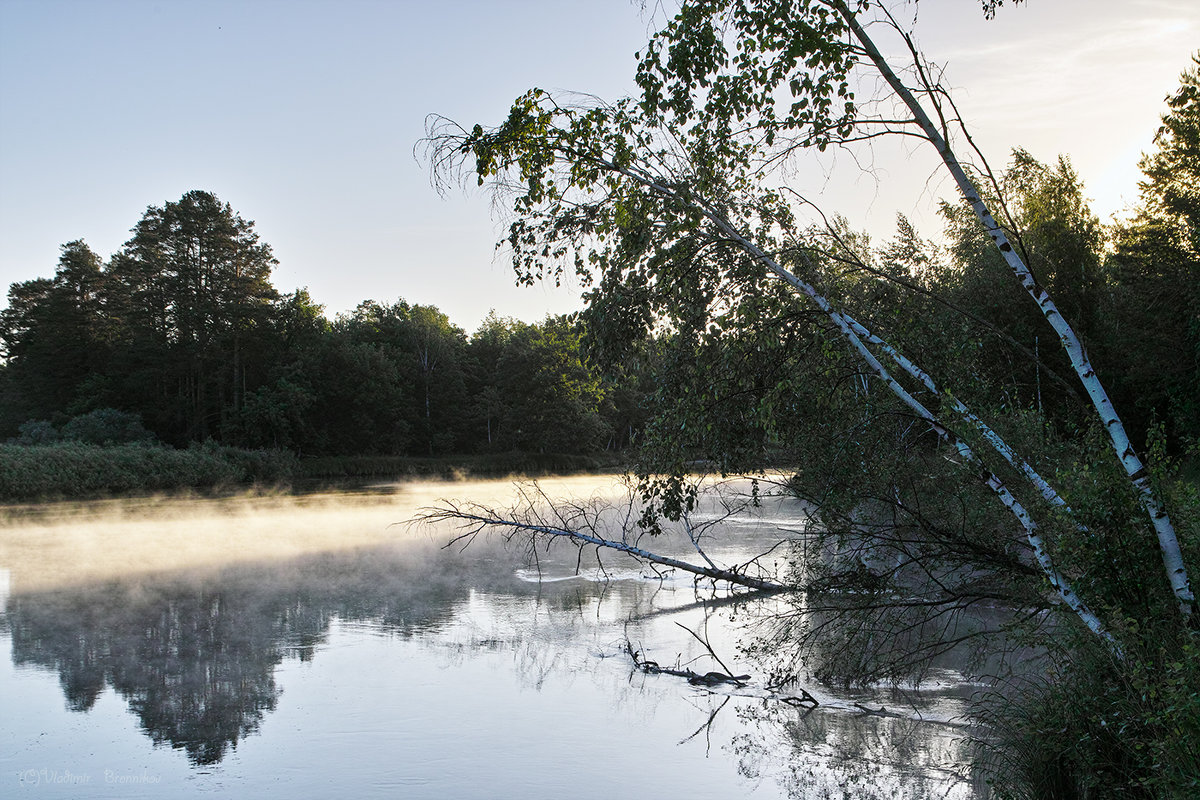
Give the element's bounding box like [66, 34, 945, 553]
[0, 475, 630, 594]
[0, 476, 987, 798]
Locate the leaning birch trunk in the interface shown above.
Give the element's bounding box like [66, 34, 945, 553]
[699, 207, 1122, 652]
[842, 313, 1084, 522]
[582, 152, 1119, 651]
[831, 0, 1195, 621]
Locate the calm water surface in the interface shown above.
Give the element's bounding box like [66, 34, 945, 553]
[0, 476, 988, 798]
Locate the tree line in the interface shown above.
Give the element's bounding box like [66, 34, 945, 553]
[0, 190, 650, 457]
[2, 114, 1195, 470]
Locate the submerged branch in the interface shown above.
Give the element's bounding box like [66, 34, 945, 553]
[420, 501, 789, 593]
[626, 640, 751, 687]
[625, 640, 820, 707]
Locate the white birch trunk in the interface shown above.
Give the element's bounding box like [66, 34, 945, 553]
[842, 314, 1081, 522]
[704, 213, 1120, 650]
[589, 153, 1118, 649]
[831, 0, 1195, 620]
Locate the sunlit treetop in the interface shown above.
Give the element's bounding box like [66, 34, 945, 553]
[1140, 54, 1200, 228]
[634, 0, 860, 150]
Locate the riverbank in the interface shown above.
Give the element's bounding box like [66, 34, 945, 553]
[0, 442, 626, 503]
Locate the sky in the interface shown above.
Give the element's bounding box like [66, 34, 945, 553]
[1, 0, 1197, 332]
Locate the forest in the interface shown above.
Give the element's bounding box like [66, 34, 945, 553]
[0, 189, 647, 461]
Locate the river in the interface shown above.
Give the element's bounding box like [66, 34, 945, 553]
[0, 475, 989, 798]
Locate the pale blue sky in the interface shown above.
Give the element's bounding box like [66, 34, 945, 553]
[2, 0, 1197, 331]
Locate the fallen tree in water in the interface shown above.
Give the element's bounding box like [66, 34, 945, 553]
[422, 481, 788, 593]
[626, 640, 750, 687]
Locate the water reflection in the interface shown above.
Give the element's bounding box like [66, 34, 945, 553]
[0, 486, 988, 798]
[734, 701, 978, 799]
[3, 542, 524, 765]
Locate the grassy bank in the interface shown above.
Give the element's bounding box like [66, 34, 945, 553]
[0, 442, 300, 501]
[298, 451, 623, 481]
[0, 443, 625, 502]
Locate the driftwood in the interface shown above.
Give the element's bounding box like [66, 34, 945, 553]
[626, 641, 750, 686]
[625, 620, 820, 708]
[625, 641, 820, 709]
[626, 620, 751, 687]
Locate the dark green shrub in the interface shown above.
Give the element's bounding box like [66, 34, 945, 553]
[981, 459, 1200, 799]
[983, 630, 1200, 800]
[60, 408, 155, 445]
[12, 419, 60, 445]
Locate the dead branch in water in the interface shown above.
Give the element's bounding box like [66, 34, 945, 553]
[625, 640, 751, 686]
[624, 639, 820, 707]
[418, 480, 789, 593]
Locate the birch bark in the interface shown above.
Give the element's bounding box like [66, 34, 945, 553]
[577, 148, 1118, 646]
[830, 0, 1195, 620]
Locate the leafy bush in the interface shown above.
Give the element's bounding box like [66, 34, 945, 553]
[12, 419, 60, 445]
[980, 459, 1200, 800]
[983, 630, 1200, 800]
[8, 409, 155, 447]
[60, 408, 155, 445]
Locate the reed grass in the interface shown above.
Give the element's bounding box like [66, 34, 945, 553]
[0, 442, 300, 501]
[0, 445, 622, 501]
[298, 451, 621, 480]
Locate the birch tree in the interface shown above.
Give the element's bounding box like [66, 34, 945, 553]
[426, 0, 1195, 649]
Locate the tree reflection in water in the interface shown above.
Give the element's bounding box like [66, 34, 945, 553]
[729, 697, 983, 798]
[4, 541, 523, 765]
[3, 534, 986, 797]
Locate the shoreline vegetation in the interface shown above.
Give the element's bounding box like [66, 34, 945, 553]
[0, 442, 625, 504]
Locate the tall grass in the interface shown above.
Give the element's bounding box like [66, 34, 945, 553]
[0, 445, 622, 501]
[0, 442, 300, 501]
[298, 451, 621, 480]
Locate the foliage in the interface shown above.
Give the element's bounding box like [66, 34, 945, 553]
[11, 419, 61, 446]
[1101, 54, 1200, 448]
[982, 625, 1200, 800]
[60, 408, 156, 445]
[0, 442, 299, 501]
[8, 408, 155, 446]
[979, 0, 1026, 20]
[935, 151, 1105, 418]
[0, 241, 107, 427]
[492, 316, 609, 453]
[109, 190, 280, 442]
[1140, 55, 1200, 242]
